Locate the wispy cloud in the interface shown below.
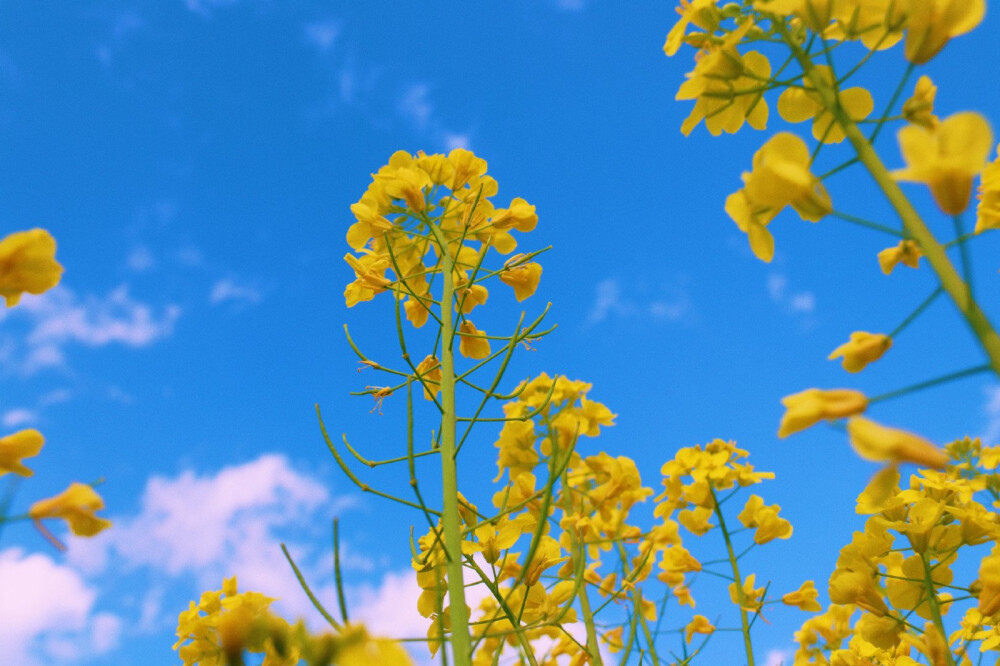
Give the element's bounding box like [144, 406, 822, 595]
[0, 286, 180, 374]
[209, 278, 262, 306]
[2, 407, 36, 427]
[764, 648, 793, 666]
[126, 245, 156, 272]
[303, 19, 341, 53]
[981, 384, 1000, 445]
[767, 273, 815, 315]
[587, 278, 691, 325]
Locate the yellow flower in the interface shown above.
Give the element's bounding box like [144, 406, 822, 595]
[0, 229, 63, 307]
[726, 133, 831, 262]
[877, 239, 922, 274]
[846, 417, 949, 468]
[728, 573, 765, 612]
[741, 132, 832, 221]
[455, 284, 488, 314]
[346, 194, 393, 251]
[782, 580, 822, 612]
[684, 614, 715, 643]
[675, 24, 771, 136]
[778, 388, 867, 438]
[902, 0, 985, 65]
[343, 251, 392, 307]
[826, 0, 907, 51]
[375, 164, 432, 213]
[893, 111, 993, 215]
[29, 482, 112, 537]
[777, 66, 873, 144]
[663, 0, 721, 56]
[499, 257, 542, 302]
[414, 355, 441, 401]
[337, 624, 415, 666]
[828, 567, 887, 615]
[827, 331, 892, 373]
[977, 545, 1000, 616]
[458, 320, 491, 359]
[901, 76, 938, 129]
[724, 189, 777, 262]
[0, 429, 44, 477]
[975, 144, 1000, 234]
[490, 198, 538, 233]
[737, 494, 792, 544]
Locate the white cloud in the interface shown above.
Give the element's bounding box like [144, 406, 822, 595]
[444, 133, 470, 151]
[184, 0, 239, 15]
[764, 648, 793, 666]
[789, 292, 815, 313]
[126, 245, 156, 272]
[352, 569, 426, 640]
[398, 83, 433, 131]
[981, 384, 1000, 445]
[587, 278, 634, 323]
[767, 272, 815, 316]
[587, 278, 690, 324]
[304, 19, 341, 52]
[2, 407, 36, 427]
[0, 285, 180, 374]
[209, 278, 262, 306]
[68, 454, 357, 630]
[0, 548, 119, 666]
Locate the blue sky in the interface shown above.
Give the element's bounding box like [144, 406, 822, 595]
[2, 1, 1000, 664]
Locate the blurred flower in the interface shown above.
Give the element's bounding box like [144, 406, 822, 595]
[0, 428, 44, 477]
[828, 331, 892, 373]
[893, 111, 993, 215]
[0, 229, 63, 307]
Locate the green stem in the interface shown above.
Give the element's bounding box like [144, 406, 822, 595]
[782, 26, 1000, 379]
[920, 553, 956, 666]
[429, 222, 474, 666]
[888, 286, 943, 339]
[868, 363, 992, 404]
[711, 487, 754, 666]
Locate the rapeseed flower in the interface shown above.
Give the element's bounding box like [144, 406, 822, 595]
[729, 573, 765, 612]
[828, 331, 891, 373]
[675, 24, 771, 136]
[0, 428, 44, 477]
[458, 320, 491, 359]
[877, 239, 922, 274]
[778, 388, 867, 437]
[498, 257, 542, 301]
[846, 417, 949, 468]
[782, 580, 822, 612]
[893, 111, 993, 215]
[902, 0, 985, 64]
[902, 76, 938, 129]
[663, 0, 720, 56]
[737, 494, 792, 544]
[777, 66, 873, 144]
[684, 614, 715, 643]
[727, 133, 831, 261]
[0, 229, 63, 307]
[29, 482, 111, 537]
[975, 144, 1000, 233]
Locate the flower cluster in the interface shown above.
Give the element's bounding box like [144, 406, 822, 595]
[795, 439, 1000, 663]
[343, 149, 542, 353]
[175, 577, 412, 666]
